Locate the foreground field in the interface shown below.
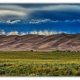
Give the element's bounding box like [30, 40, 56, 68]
[0, 51, 80, 76]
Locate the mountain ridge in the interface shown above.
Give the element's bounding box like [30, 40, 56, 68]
[0, 33, 80, 51]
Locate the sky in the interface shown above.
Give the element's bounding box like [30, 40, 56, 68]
[0, 4, 80, 35]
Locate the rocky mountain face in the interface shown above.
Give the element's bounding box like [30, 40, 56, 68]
[0, 33, 80, 51]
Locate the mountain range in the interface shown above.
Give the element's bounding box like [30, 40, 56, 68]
[0, 33, 80, 51]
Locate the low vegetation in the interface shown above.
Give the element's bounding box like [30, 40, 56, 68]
[0, 51, 80, 76]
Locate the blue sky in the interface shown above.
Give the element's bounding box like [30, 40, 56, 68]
[0, 4, 80, 35]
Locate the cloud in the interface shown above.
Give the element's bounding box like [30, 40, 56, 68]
[20, 32, 27, 35]
[0, 10, 26, 17]
[28, 19, 80, 24]
[0, 4, 80, 24]
[6, 20, 21, 24]
[0, 5, 27, 17]
[5, 31, 26, 36]
[0, 30, 68, 36]
[0, 30, 6, 35]
[29, 30, 61, 35]
[1, 18, 80, 24]
[0, 18, 80, 24]
[29, 19, 59, 24]
[0, 5, 29, 23]
[29, 19, 50, 24]
[7, 31, 19, 35]
[0, 4, 80, 18]
[23, 4, 80, 12]
[0, 19, 21, 24]
[38, 5, 80, 11]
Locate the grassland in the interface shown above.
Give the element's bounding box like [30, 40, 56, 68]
[0, 51, 80, 76]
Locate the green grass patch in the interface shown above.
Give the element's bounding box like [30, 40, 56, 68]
[0, 51, 79, 76]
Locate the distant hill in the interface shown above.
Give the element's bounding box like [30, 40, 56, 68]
[0, 33, 80, 51]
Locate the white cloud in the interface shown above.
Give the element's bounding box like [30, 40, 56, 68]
[0, 18, 79, 24]
[0, 10, 26, 17]
[0, 19, 21, 24]
[20, 32, 28, 35]
[0, 5, 80, 24]
[0, 30, 6, 35]
[1, 18, 80, 24]
[7, 31, 19, 35]
[24, 5, 80, 12]
[0, 5, 28, 17]
[39, 5, 80, 11]
[29, 30, 63, 35]
[6, 20, 21, 24]
[0, 30, 68, 36]
[29, 19, 50, 24]
[29, 19, 59, 24]
[0, 4, 80, 18]
[28, 19, 80, 24]
[0, 5, 29, 23]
